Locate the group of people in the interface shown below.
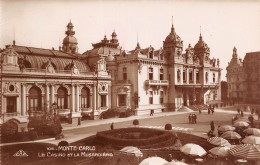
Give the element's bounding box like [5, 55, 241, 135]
[188, 113, 197, 124]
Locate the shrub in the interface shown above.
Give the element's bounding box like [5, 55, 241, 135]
[133, 119, 139, 126]
[102, 109, 118, 119]
[58, 140, 69, 147]
[165, 124, 172, 131]
[1, 121, 18, 139]
[126, 109, 135, 117]
[28, 131, 38, 141]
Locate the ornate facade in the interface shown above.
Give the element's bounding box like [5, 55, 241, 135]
[226, 48, 260, 104]
[85, 23, 222, 115]
[0, 21, 222, 122]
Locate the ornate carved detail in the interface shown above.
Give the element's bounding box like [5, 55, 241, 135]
[3, 82, 19, 94]
[116, 87, 129, 94]
[98, 82, 108, 93]
[138, 62, 143, 74]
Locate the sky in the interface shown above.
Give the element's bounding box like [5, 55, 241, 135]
[1, 0, 260, 81]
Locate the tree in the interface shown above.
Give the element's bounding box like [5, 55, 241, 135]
[133, 119, 139, 126]
[165, 123, 172, 131]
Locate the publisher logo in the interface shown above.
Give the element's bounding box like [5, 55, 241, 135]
[13, 149, 29, 157]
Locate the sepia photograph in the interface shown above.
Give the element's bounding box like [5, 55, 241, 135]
[0, 0, 260, 164]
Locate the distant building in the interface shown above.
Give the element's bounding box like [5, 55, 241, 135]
[0, 21, 222, 123]
[226, 48, 260, 104]
[221, 81, 228, 102]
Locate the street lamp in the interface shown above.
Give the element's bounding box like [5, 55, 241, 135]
[52, 102, 57, 122]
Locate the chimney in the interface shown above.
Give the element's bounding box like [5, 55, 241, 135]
[13, 40, 16, 46]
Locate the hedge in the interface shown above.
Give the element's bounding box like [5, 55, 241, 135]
[96, 127, 174, 147]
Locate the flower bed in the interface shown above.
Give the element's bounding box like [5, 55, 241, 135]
[96, 127, 174, 148]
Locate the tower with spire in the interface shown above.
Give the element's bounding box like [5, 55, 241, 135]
[194, 27, 210, 65]
[62, 21, 78, 54]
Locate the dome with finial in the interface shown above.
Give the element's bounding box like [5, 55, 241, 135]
[194, 33, 210, 53]
[164, 24, 183, 47]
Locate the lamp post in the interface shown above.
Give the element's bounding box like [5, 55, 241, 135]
[52, 102, 57, 123]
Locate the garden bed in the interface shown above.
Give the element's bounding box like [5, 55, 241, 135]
[96, 127, 174, 149]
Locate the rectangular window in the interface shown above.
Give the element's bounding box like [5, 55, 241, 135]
[6, 97, 17, 113]
[160, 69, 164, 80]
[149, 68, 153, 80]
[196, 72, 199, 83]
[189, 71, 193, 81]
[123, 67, 127, 80]
[183, 71, 186, 83]
[118, 94, 127, 106]
[160, 53, 164, 60]
[101, 95, 107, 107]
[149, 52, 153, 59]
[149, 91, 153, 104]
[160, 91, 164, 104]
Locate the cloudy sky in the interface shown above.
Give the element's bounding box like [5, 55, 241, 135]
[1, 0, 260, 80]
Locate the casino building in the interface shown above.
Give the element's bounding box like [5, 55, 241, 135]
[0, 21, 222, 122]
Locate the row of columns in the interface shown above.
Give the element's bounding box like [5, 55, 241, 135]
[19, 83, 101, 115]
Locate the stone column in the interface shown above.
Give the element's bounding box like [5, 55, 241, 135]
[21, 84, 26, 116]
[71, 84, 75, 112]
[93, 84, 96, 111]
[45, 84, 50, 111]
[51, 84, 55, 105]
[75, 85, 80, 112]
[194, 70, 197, 84]
[187, 68, 189, 84]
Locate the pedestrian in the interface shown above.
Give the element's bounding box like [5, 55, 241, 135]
[241, 110, 244, 117]
[232, 116, 235, 125]
[211, 108, 214, 115]
[210, 121, 215, 131]
[194, 114, 197, 124]
[208, 107, 210, 115]
[191, 114, 194, 124]
[199, 108, 201, 114]
[110, 122, 114, 130]
[237, 108, 241, 115]
[208, 130, 214, 138]
[150, 109, 154, 116]
[188, 114, 192, 124]
[166, 154, 173, 162]
[77, 117, 81, 126]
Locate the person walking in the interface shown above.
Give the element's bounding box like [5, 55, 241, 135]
[208, 107, 210, 115]
[110, 122, 114, 130]
[241, 110, 244, 117]
[199, 108, 201, 114]
[194, 114, 197, 124]
[77, 117, 81, 126]
[188, 114, 192, 124]
[150, 109, 154, 116]
[210, 121, 215, 131]
[191, 114, 195, 124]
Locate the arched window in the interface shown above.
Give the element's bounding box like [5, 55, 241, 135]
[81, 87, 90, 108]
[57, 87, 68, 109]
[29, 87, 42, 111]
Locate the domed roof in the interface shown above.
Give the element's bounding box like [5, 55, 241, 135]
[67, 22, 73, 27]
[164, 25, 182, 46]
[111, 31, 117, 36]
[194, 35, 209, 52]
[63, 35, 78, 44]
[105, 54, 115, 61]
